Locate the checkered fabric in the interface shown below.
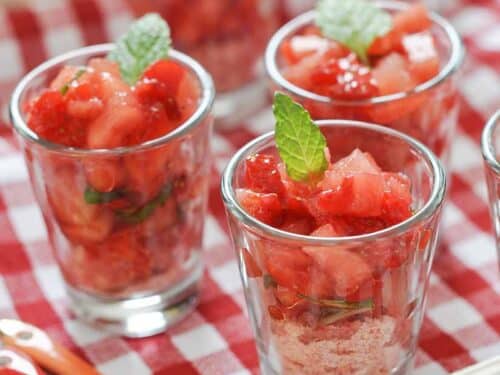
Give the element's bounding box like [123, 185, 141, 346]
[0, 1, 499, 374]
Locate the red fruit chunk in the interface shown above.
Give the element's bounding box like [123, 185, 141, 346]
[237, 189, 283, 226]
[47, 169, 114, 244]
[382, 172, 413, 225]
[66, 83, 104, 121]
[315, 150, 385, 217]
[242, 247, 262, 278]
[372, 53, 415, 95]
[282, 51, 325, 89]
[27, 90, 88, 147]
[142, 60, 185, 95]
[281, 35, 332, 64]
[80, 228, 151, 292]
[279, 216, 313, 235]
[304, 224, 373, 298]
[49, 65, 81, 91]
[393, 4, 431, 35]
[402, 32, 440, 84]
[264, 245, 312, 293]
[368, 4, 431, 56]
[84, 158, 125, 193]
[311, 53, 379, 100]
[86, 78, 143, 148]
[244, 154, 284, 195]
[176, 72, 201, 121]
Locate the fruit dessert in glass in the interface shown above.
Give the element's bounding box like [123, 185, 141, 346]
[127, 0, 281, 125]
[9, 14, 215, 337]
[265, 0, 464, 165]
[481, 110, 500, 265]
[222, 94, 445, 374]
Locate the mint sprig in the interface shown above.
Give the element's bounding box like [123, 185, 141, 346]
[60, 68, 86, 95]
[115, 183, 173, 224]
[84, 186, 124, 204]
[108, 13, 171, 85]
[273, 93, 328, 182]
[316, 0, 392, 63]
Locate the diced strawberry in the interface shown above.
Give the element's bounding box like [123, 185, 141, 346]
[237, 189, 283, 226]
[88, 58, 121, 78]
[47, 169, 114, 244]
[241, 247, 262, 278]
[368, 29, 403, 56]
[86, 80, 144, 148]
[49, 65, 81, 91]
[281, 35, 331, 64]
[244, 154, 284, 195]
[78, 228, 152, 292]
[393, 4, 431, 35]
[368, 4, 431, 57]
[310, 53, 379, 100]
[372, 53, 415, 95]
[124, 144, 176, 203]
[304, 224, 373, 298]
[83, 158, 125, 193]
[403, 32, 440, 84]
[26, 90, 88, 147]
[282, 51, 325, 89]
[176, 71, 200, 121]
[279, 215, 313, 235]
[274, 285, 303, 308]
[315, 150, 385, 217]
[382, 172, 412, 225]
[323, 149, 382, 183]
[142, 59, 185, 97]
[264, 245, 312, 293]
[315, 177, 355, 216]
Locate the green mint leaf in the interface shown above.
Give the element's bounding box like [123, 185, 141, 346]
[273, 93, 328, 182]
[108, 13, 171, 85]
[60, 68, 86, 95]
[263, 275, 277, 289]
[115, 183, 173, 224]
[298, 294, 373, 310]
[315, 0, 392, 63]
[84, 186, 123, 204]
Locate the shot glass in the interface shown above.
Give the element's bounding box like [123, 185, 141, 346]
[126, 0, 282, 126]
[10, 44, 215, 337]
[222, 120, 446, 374]
[265, 0, 464, 166]
[481, 110, 500, 262]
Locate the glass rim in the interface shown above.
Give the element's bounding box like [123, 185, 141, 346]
[264, 0, 465, 106]
[9, 43, 215, 156]
[221, 120, 446, 245]
[482, 110, 500, 174]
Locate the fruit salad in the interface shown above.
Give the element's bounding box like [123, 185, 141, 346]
[128, 0, 281, 92]
[20, 15, 213, 298]
[223, 94, 444, 374]
[267, 0, 462, 163]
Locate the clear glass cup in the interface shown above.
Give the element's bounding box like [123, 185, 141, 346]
[9, 44, 215, 338]
[481, 110, 500, 263]
[222, 120, 446, 374]
[265, 0, 464, 166]
[126, 0, 282, 126]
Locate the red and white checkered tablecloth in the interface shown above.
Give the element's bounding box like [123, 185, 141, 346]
[0, 1, 499, 374]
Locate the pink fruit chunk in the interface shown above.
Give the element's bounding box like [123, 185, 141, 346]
[237, 189, 283, 226]
[402, 31, 440, 84]
[303, 224, 373, 298]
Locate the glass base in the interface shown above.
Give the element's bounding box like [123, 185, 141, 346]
[213, 78, 268, 129]
[67, 267, 202, 338]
